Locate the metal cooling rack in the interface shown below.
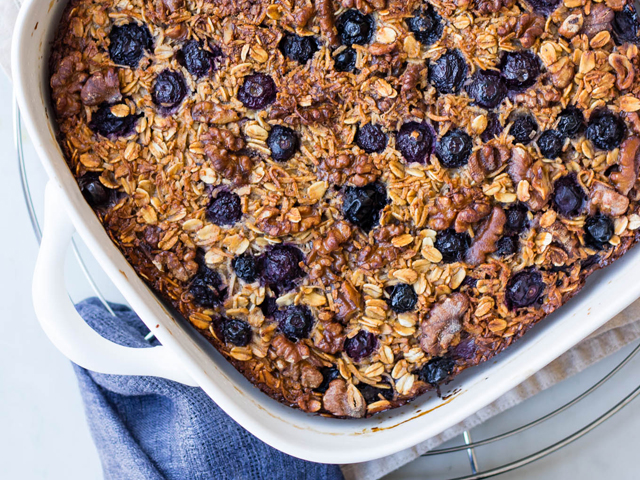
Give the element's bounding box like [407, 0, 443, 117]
[15, 99, 640, 479]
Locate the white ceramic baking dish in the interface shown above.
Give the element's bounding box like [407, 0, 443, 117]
[13, 0, 640, 464]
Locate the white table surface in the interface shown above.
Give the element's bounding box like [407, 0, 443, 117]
[2, 70, 640, 480]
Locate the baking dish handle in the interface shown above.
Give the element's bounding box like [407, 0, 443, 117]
[32, 182, 198, 386]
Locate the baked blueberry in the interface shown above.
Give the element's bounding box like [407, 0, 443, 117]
[267, 125, 299, 162]
[358, 382, 394, 403]
[481, 113, 503, 142]
[495, 235, 519, 257]
[500, 51, 541, 90]
[315, 367, 341, 393]
[336, 9, 374, 46]
[279, 33, 319, 63]
[189, 265, 227, 308]
[505, 269, 545, 309]
[89, 103, 141, 138]
[396, 122, 434, 164]
[525, 0, 561, 14]
[276, 305, 314, 342]
[206, 190, 242, 226]
[435, 229, 471, 263]
[586, 110, 626, 151]
[232, 253, 258, 283]
[223, 319, 252, 346]
[552, 175, 585, 217]
[259, 244, 305, 287]
[177, 41, 220, 77]
[428, 49, 468, 94]
[355, 123, 388, 153]
[509, 114, 538, 145]
[237, 73, 277, 110]
[152, 70, 188, 111]
[259, 295, 279, 318]
[108, 23, 153, 68]
[613, 5, 640, 45]
[466, 70, 507, 109]
[344, 330, 378, 361]
[584, 214, 614, 249]
[406, 6, 443, 46]
[537, 130, 564, 159]
[334, 47, 357, 72]
[78, 173, 111, 207]
[419, 357, 455, 385]
[505, 204, 529, 233]
[556, 106, 585, 138]
[436, 129, 473, 168]
[342, 183, 387, 231]
[389, 283, 418, 313]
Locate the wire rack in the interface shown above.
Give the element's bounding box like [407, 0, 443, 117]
[15, 99, 640, 479]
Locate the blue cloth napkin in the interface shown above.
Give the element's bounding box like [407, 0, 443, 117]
[74, 298, 345, 480]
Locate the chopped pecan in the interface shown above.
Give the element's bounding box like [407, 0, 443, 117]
[527, 161, 552, 211]
[256, 206, 321, 237]
[612, 136, 640, 195]
[202, 127, 252, 185]
[466, 207, 506, 266]
[334, 280, 362, 322]
[508, 146, 532, 184]
[428, 188, 484, 231]
[581, 4, 614, 39]
[300, 364, 323, 389]
[50, 52, 88, 118]
[315, 0, 338, 45]
[467, 143, 510, 183]
[153, 251, 190, 282]
[558, 14, 584, 39]
[514, 84, 562, 109]
[292, 2, 314, 28]
[373, 224, 405, 242]
[322, 379, 366, 418]
[311, 221, 353, 257]
[272, 334, 309, 363]
[192, 101, 240, 124]
[548, 57, 575, 89]
[315, 322, 345, 354]
[514, 13, 544, 48]
[420, 293, 469, 356]
[474, 0, 515, 14]
[320, 153, 381, 186]
[400, 63, 422, 100]
[369, 42, 397, 56]
[590, 180, 630, 216]
[80, 68, 121, 106]
[339, 0, 386, 14]
[608, 54, 635, 90]
[455, 202, 492, 233]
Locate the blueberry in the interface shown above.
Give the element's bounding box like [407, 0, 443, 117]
[232, 253, 258, 283]
[78, 173, 111, 207]
[355, 123, 388, 153]
[276, 305, 314, 342]
[89, 103, 141, 138]
[613, 5, 640, 45]
[336, 9, 374, 46]
[495, 235, 519, 257]
[435, 229, 471, 263]
[206, 190, 242, 226]
[586, 110, 626, 151]
[389, 283, 418, 313]
[342, 183, 387, 231]
[358, 382, 394, 403]
[556, 106, 584, 139]
[537, 130, 564, 159]
[334, 47, 357, 72]
[466, 70, 507, 109]
[259, 244, 305, 287]
[419, 357, 455, 385]
[505, 269, 545, 309]
[406, 6, 443, 46]
[552, 175, 585, 217]
[315, 367, 341, 393]
[189, 265, 227, 308]
[396, 122, 434, 164]
[436, 129, 473, 168]
[223, 319, 252, 346]
[177, 41, 220, 77]
[428, 49, 468, 94]
[152, 70, 188, 111]
[344, 330, 378, 361]
[505, 204, 528, 233]
[509, 114, 538, 145]
[584, 214, 614, 249]
[524, 0, 561, 14]
[260, 295, 278, 318]
[267, 125, 299, 161]
[108, 23, 153, 68]
[481, 113, 503, 143]
[500, 51, 541, 90]
[280, 33, 319, 63]
[237, 73, 277, 110]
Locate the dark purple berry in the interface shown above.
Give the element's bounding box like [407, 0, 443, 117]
[396, 121, 434, 164]
[223, 319, 252, 346]
[78, 173, 112, 208]
[505, 269, 545, 309]
[466, 70, 507, 109]
[586, 110, 626, 151]
[481, 113, 503, 142]
[419, 357, 455, 385]
[336, 9, 374, 46]
[553, 175, 585, 217]
[358, 381, 394, 403]
[89, 103, 141, 138]
[232, 253, 258, 283]
[505, 204, 528, 233]
[556, 106, 584, 138]
[267, 125, 299, 161]
[344, 330, 378, 361]
[152, 70, 188, 111]
[406, 6, 443, 46]
[189, 265, 227, 308]
[613, 5, 640, 45]
[355, 123, 388, 153]
[436, 129, 473, 168]
[206, 190, 242, 226]
[276, 305, 314, 342]
[500, 51, 541, 90]
[428, 49, 468, 94]
[342, 183, 387, 231]
[525, 0, 561, 15]
[537, 130, 564, 159]
[177, 41, 220, 77]
[108, 23, 153, 68]
[389, 283, 418, 313]
[509, 114, 538, 145]
[237, 73, 277, 110]
[495, 235, 519, 257]
[280, 33, 319, 63]
[315, 367, 341, 393]
[435, 229, 471, 263]
[584, 214, 614, 249]
[334, 47, 357, 72]
[451, 337, 477, 360]
[259, 244, 305, 287]
[260, 295, 278, 318]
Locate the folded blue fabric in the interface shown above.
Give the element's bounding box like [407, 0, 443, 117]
[74, 298, 344, 480]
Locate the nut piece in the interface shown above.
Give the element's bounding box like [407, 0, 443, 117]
[612, 136, 640, 195]
[80, 68, 121, 106]
[334, 280, 362, 322]
[609, 54, 635, 91]
[322, 379, 366, 418]
[301, 364, 323, 389]
[420, 293, 469, 356]
[580, 4, 614, 39]
[465, 206, 507, 266]
[590, 180, 630, 216]
[315, 0, 338, 46]
[467, 143, 511, 183]
[454, 202, 492, 233]
[192, 101, 240, 124]
[548, 57, 575, 89]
